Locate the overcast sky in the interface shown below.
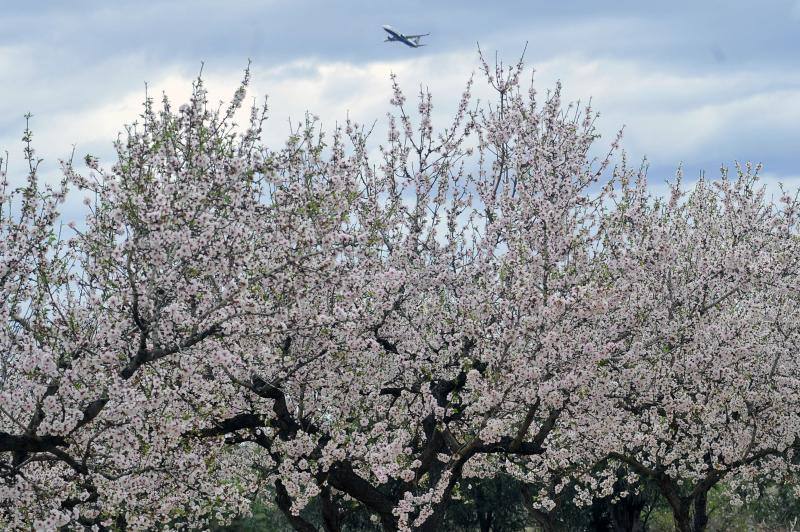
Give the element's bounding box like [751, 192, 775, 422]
[2, 0, 799, 200]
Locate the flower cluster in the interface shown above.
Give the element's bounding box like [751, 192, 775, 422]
[1, 58, 799, 532]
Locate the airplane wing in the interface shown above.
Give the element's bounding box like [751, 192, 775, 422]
[404, 33, 429, 38]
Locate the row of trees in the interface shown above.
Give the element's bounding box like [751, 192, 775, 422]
[219, 476, 800, 531]
[1, 57, 799, 531]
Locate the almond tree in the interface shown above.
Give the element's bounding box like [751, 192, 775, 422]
[2, 56, 799, 532]
[594, 166, 800, 532]
[179, 56, 625, 532]
[0, 70, 358, 529]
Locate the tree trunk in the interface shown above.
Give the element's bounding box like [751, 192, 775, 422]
[609, 492, 646, 532]
[520, 484, 561, 532]
[327, 462, 398, 531]
[692, 491, 708, 532]
[668, 494, 708, 532]
[320, 485, 341, 532]
[672, 507, 692, 532]
[656, 476, 710, 532]
[474, 484, 493, 532]
[275, 479, 318, 532]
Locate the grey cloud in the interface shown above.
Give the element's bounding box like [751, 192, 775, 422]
[0, 0, 798, 190]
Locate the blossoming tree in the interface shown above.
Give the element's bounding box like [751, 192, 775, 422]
[591, 165, 800, 532]
[0, 70, 363, 528]
[1, 57, 799, 532]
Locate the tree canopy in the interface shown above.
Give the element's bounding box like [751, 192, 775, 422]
[1, 58, 799, 532]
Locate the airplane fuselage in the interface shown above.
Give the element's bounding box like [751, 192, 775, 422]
[382, 25, 426, 48]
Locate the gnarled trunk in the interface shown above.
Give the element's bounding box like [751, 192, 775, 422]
[666, 492, 709, 532]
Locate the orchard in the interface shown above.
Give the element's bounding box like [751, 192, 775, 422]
[1, 57, 799, 531]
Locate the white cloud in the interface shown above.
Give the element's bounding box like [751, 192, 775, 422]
[2, 47, 799, 203]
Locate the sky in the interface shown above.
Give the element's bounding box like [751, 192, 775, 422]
[2, 0, 799, 205]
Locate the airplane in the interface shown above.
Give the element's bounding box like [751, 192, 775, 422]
[382, 25, 429, 48]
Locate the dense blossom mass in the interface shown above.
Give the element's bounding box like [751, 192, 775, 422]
[1, 59, 799, 532]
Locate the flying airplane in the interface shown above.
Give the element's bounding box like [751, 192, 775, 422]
[382, 25, 429, 48]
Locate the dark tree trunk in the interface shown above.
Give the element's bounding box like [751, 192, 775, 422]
[692, 491, 709, 532]
[667, 494, 709, 532]
[327, 462, 398, 531]
[672, 506, 692, 532]
[474, 484, 493, 532]
[275, 479, 318, 532]
[652, 473, 711, 532]
[588, 499, 613, 531]
[320, 485, 342, 532]
[609, 492, 646, 532]
[520, 484, 561, 532]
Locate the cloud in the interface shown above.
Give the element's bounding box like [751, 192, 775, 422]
[522, 56, 800, 167]
[0, 1, 797, 201]
[5, 50, 800, 190]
